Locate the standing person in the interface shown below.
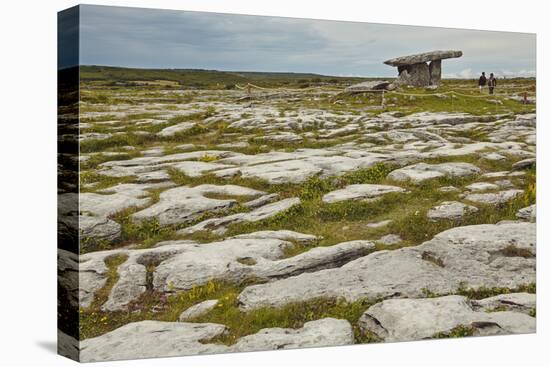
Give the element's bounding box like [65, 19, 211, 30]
[478, 72, 487, 92]
[488, 73, 497, 94]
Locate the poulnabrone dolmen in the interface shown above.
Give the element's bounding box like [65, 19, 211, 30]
[384, 50, 463, 88]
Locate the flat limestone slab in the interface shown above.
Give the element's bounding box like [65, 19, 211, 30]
[231, 318, 354, 353]
[384, 50, 463, 66]
[516, 204, 536, 222]
[67, 232, 373, 312]
[132, 184, 264, 226]
[238, 222, 535, 311]
[179, 300, 219, 321]
[79, 318, 354, 362]
[80, 321, 229, 362]
[465, 189, 524, 205]
[427, 201, 478, 221]
[177, 197, 301, 235]
[358, 295, 535, 342]
[387, 162, 481, 183]
[322, 184, 407, 203]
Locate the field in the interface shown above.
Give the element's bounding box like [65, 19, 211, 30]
[58, 66, 536, 361]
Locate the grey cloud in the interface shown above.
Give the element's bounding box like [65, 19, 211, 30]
[76, 5, 536, 77]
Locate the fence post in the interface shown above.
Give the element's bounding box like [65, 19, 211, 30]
[451, 92, 454, 112]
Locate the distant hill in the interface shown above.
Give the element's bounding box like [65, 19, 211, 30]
[79, 65, 372, 88]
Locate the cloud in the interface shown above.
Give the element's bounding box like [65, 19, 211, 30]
[75, 4, 536, 77]
[444, 68, 536, 79]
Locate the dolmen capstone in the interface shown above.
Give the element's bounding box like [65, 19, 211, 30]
[384, 50, 463, 88]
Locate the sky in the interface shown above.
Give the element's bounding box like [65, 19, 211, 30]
[61, 4, 536, 78]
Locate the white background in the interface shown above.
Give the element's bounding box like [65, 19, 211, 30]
[0, 0, 546, 366]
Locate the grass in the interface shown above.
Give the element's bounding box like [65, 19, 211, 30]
[80, 171, 136, 192]
[80, 65, 366, 89]
[455, 282, 536, 300]
[80, 133, 153, 153]
[88, 254, 129, 311]
[79, 276, 378, 344]
[109, 209, 179, 250]
[167, 168, 272, 192]
[433, 325, 476, 339]
[187, 166, 536, 251]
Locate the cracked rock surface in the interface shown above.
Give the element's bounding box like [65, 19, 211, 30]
[238, 222, 535, 311]
[358, 295, 535, 342]
[78, 318, 353, 362]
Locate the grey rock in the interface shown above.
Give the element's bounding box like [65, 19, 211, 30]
[516, 204, 536, 222]
[384, 50, 463, 67]
[242, 193, 279, 209]
[79, 183, 171, 217]
[154, 237, 374, 293]
[215, 159, 323, 184]
[133, 170, 171, 183]
[429, 59, 442, 85]
[70, 235, 303, 311]
[140, 147, 165, 157]
[366, 219, 392, 228]
[394, 63, 431, 87]
[358, 295, 535, 342]
[512, 158, 535, 170]
[261, 132, 304, 143]
[387, 162, 481, 183]
[157, 122, 196, 137]
[79, 215, 121, 242]
[98, 150, 243, 178]
[377, 234, 402, 245]
[319, 124, 360, 139]
[439, 186, 459, 192]
[100, 244, 188, 312]
[231, 318, 354, 352]
[179, 300, 219, 321]
[384, 51, 462, 87]
[171, 161, 234, 177]
[231, 230, 318, 245]
[238, 222, 535, 311]
[253, 240, 375, 280]
[132, 184, 264, 226]
[465, 189, 524, 205]
[427, 201, 478, 221]
[345, 81, 390, 92]
[465, 182, 500, 192]
[472, 293, 536, 314]
[79, 318, 353, 362]
[482, 171, 525, 178]
[178, 197, 300, 235]
[57, 249, 81, 308]
[80, 321, 228, 362]
[484, 152, 507, 161]
[322, 184, 407, 204]
[495, 179, 514, 188]
[57, 330, 80, 361]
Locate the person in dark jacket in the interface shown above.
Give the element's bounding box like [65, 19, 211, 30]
[478, 72, 487, 92]
[488, 73, 497, 94]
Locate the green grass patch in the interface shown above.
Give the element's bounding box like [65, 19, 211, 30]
[109, 209, 179, 249]
[80, 171, 135, 192]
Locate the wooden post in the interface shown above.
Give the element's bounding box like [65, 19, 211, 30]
[451, 92, 454, 112]
[381, 90, 386, 108]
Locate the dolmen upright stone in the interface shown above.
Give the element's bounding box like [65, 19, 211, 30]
[384, 50, 463, 88]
